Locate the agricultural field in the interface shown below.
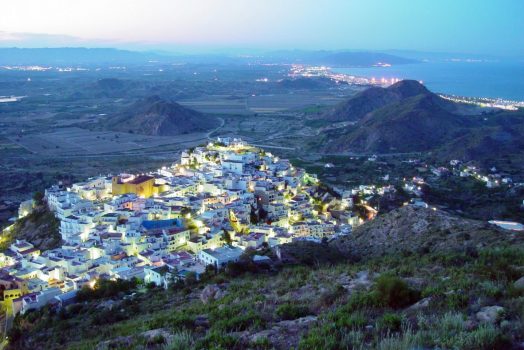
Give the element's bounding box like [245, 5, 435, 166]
[7, 127, 209, 156]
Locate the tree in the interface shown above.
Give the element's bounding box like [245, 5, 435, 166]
[222, 229, 232, 245]
[33, 192, 44, 206]
[250, 206, 259, 225]
[184, 271, 198, 286]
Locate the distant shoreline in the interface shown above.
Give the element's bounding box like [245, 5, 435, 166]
[331, 60, 524, 103]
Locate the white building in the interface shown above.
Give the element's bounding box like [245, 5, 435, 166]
[197, 246, 243, 268]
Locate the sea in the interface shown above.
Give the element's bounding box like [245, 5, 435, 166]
[332, 60, 524, 102]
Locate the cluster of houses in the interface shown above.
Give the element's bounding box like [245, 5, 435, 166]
[0, 138, 362, 316]
[449, 161, 514, 189]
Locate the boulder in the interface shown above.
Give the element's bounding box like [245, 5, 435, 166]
[97, 328, 172, 349]
[476, 306, 505, 324]
[407, 297, 431, 311]
[96, 336, 132, 350]
[200, 284, 227, 304]
[241, 316, 317, 350]
[514, 276, 524, 290]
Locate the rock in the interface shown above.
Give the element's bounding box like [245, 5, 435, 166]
[331, 205, 520, 258]
[97, 328, 173, 349]
[97, 300, 116, 310]
[464, 319, 478, 331]
[194, 315, 209, 328]
[404, 277, 426, 289]
[476, 306, 505, 324]
[407, 297, 431, 311]
[241, 316, 317, 350]
[200, 284, 227, 304]
[514, 276, 524, 290]
[141, 328, 172, 342]
[96, 336, 132, 350]
[341, 271, 373, 292]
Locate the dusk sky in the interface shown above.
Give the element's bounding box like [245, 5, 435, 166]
[1, 0, 523, 56]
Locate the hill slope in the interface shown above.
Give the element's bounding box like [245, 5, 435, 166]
[332, 206, 522, 258]
[324, 92, 470, 152]
[1, 205, 61, 251]
[8, 216, 524, 349]
[318, 80, 524, 170]
[101, 96, 221, 136]
[323, 80, 440, 122]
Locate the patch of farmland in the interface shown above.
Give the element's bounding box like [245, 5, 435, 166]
[8, 127, 208, 155]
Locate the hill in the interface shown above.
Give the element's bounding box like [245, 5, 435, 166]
[264, 50, 417, 67]
[323, 92, 469, 153]
[318, 81, 524, 170]
[320, 51, 416, 67]
[434, 112, 524, 172]
[1, 204, 61, 252]
[8, 220, 524, 349]
[323, 79, 451, 122]
[100, 96, 221, 136]
[331, 206, 522, 258]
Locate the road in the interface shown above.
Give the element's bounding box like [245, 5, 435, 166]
[206, 117, 225, 140]
[251, 144, 296, 151]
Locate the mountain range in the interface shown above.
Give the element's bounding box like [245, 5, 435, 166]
[0, 47, 417, 67]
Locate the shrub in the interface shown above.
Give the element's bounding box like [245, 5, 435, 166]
[298, 326, 339, 350]
[446, 292, 469, 310]
[276, 303, 311, 320]
[317, 284, 346, 307]
[250, 336, 272, 350]
[479, 281, 503, 299]
[76, 278, 138, 301]
[213, 309, 265, 332]
[476, 247, 524, 281]
[376, 327, 421, 350]
[456, 324, 510, 350]
[332, 311, 366, 329]
[194, 330, 238, 349]
[345, 290, 382, 309]
[439, 312, 465, 335]
[164, 330, 194, 350]
[375, 275, 420, 309]
[377, 313, 402, 332]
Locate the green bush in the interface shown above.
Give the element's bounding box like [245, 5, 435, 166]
[76, 278, 138, 301]
[298, 324, 340, 350]
[476, 247, 524, 281]
[446, 292, 469, 310]
[164, 330, 193, 350]
[317, 284, 346, 307]
[377, 313, 402, 332]
[332, 310, 366, 329]
[212, 306, 265, 332]
[194, 330, 238, 350]
[345, 290, 382, 309]
[276, 303, 311, 320]
[375, 275, 420, 309]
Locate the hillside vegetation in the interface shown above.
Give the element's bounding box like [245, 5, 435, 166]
[7, 209, 524, 350]
[331, 205, 523, 258]
[317, 80, 524, 174]
[1, 203, 61, 251]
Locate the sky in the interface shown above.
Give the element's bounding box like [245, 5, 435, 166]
[0, 0, 523, 56]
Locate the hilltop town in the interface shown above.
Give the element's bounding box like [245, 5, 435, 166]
[0, 138, 370, 315]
